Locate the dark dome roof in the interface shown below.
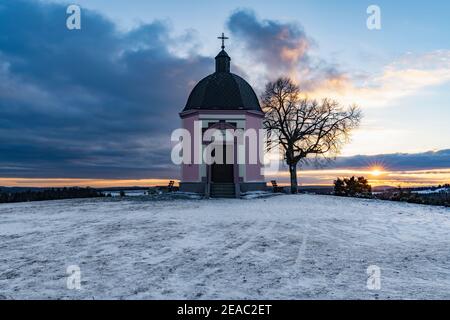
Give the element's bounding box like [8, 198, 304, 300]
[183, 49, 262, 112]
[184, 72, 262, 112]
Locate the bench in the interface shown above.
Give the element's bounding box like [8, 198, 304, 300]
[168, 180, 175, 192]
[271, 180, 284, 193]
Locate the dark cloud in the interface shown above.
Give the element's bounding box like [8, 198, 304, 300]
[0, 0, 212, 179]
[226, 9, 347, 91]
[275, 150, 450, 172]
[330, 149, 450, 171]
[0, 3, 447, 181]
[227, 9, 310, 74]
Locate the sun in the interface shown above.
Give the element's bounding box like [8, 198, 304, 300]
[371, 169, 382, 177]
[370, 167, 384, 177]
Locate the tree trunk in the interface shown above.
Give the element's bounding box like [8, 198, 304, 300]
[289, 163, 298, 194]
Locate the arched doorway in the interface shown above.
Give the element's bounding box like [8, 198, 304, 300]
[211, 143, 234, 183]
[204, 121, 239, 198]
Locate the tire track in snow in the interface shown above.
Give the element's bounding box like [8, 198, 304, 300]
[187, 220, 276, 297]
[226, 221, 276, 260]
[295, 223, 310, 268]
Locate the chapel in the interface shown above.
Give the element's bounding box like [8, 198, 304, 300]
[179, 34, 266, 198]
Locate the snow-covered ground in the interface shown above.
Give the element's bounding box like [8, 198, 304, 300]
[106, 190, 147, 197]
[0, 195, 449, 300]
[413, 187, 450, 194]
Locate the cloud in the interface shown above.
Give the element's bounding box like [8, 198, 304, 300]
[227, 10, 450, 109]
[268, 168, 450, 187]
[0, 0, 211, 179]
[0, 3, 448, 182]
[330, 149, 450, 171]
[271, 149, 450, 173]
[226, 9, 349, 92]
[310, 50, 450, 108]
[227, 9, 310, 78]
[267, 150, 450, 187]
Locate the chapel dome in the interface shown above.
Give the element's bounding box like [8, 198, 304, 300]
[183, 49, 262, 112]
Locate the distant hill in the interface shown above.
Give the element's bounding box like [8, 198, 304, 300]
[0, 187, 44, 193]
[0, 186, 152, 194]
[0, 187, 105, 203]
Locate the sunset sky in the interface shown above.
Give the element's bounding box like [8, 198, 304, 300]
[0, 0, 449, 187]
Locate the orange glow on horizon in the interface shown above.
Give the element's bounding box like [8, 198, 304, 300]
[371, 170, 382, 177]
[369, 166, 385, 177]
[0, 169, 449, 189]
[265, 168, 450, 188]
[0, 178, 178, 188]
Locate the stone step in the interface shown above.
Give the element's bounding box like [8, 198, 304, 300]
[211, 190, 235, 194]
[211, 194, 235, 199]
[211, 189, 235, 192]
[212, 191, 234, 194]
[210, 183, 236, 198]
[211, 187, 235, 191]
[211, 195, 236, 199]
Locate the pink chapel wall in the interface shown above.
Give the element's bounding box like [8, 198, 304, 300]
[244, 113, 265, 182]
[181, 114, 200, 182]
[180, 111, 266, 184]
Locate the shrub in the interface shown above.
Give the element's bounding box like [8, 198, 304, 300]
[334, 176, 372, 197]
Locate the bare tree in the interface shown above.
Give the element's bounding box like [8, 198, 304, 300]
[262, 78, 362, 194]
